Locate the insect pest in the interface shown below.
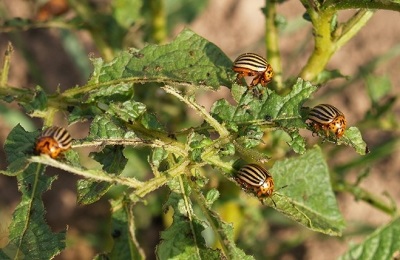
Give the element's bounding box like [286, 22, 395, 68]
[307, 104, 347, 139]
[235, 164, 275, 204]
[35, 126, 72, 159]
[232, 53, 274, 90]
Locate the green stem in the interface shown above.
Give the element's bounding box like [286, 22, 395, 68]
[126, 123, 188, 155]
[299, 8, 374, 81]
[265, 0, 283, 92]
[150, 0, 167, 44]
[73, 137, 187, 157]
[62, 77, 191, 98]
[178, 175, 201, 256]
[162, 85, 230, 138]
[29, 156, 143, 188]
[299, 9, 336, 81]
[322, 0, 400, 11]
[334, 137, 400, 174]
[265, 0, 283, 91]
[334, 10, 375, 48]
[189, 181, 231, 259]
[133, 159, 190, 198]
[334, 181, 397, 216]
[0, 43, 13, 87]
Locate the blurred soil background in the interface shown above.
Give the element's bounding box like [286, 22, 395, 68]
[0, 0, 399, 259]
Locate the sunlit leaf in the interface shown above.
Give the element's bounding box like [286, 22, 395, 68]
[211, 78, 317, 154]
[267, 146, 345, 235]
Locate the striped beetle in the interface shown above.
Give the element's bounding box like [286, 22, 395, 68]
[307, 104, 347, 139]
[232, 53, 274, 89]
[35, 126, 72, 159]
[235, 164, 275, 202]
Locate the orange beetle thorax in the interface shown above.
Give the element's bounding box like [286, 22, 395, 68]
[35, 137, 62, 159]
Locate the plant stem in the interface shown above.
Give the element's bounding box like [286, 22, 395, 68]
[334, 181, 397, 216]
[322, 0, 400, 12]
[29, 156, 143, 188]
[299, 9, 335, 81]
[162, 85, 230, 138]
[150, 0, 167, 44]
[265, 0, 283, 91]
[134, 159, 190, 198]
[299, 8, 374, 81]
[0, 43, 13, 87]
[334, 10, 375, 48]
[73, 138, 187, 157]
[189, 182, 231, 259]
[334, 137, 400, 174]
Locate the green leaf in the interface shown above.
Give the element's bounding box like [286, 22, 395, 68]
[157, 177, 222, 259]
[1, 164, 65, 259]
[83, 28, 232, 99]
[88, 83, 134, 103]
[3, 124, 37, 175]
[269, 146, 345, 235]
[150, 147, 169, 169]
[341, 127, 370, 155]
[93, 146, 128, 174]
[205, 189, 220, 208]
[77, 180, 112, 205]
[140, 113, 166, 131]
[88, 114, 129, 139]
[339, 217, 400, 260]
[68, 105, 102, 124]
[188, 132, 213, 162]
[108, 100, 147, 122]
[105, 199, 145, 259]
[211, 78, 317, 153]
[20, 86, 47, 114]
[190, 182, 253, 260]
[286, 130, 307, 154]
[77, 146, 127, 205]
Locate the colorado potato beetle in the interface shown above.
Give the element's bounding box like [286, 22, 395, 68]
[232, 53, 274, 89]
[307, 104, 347, 139]
[235, 164, 275, 200]
[35, 126, 72, 159]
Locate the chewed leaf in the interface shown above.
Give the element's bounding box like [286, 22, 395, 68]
[3, 124, 38, 175]
[211, 78, 317, 153]
[83, 28, 232, 103]
[88, 114, 130, 139]
[308, 126, 369, 155]
[104, 199, 145, 259]
[78, 146, 127, 205]
[2, 164, 65, 259]
[157, 178, 223, 259]
[341, 127, 369, 155]
[268, 146, 345, 235]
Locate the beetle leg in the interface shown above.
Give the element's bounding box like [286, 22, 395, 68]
[250, 73, 262, 87]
